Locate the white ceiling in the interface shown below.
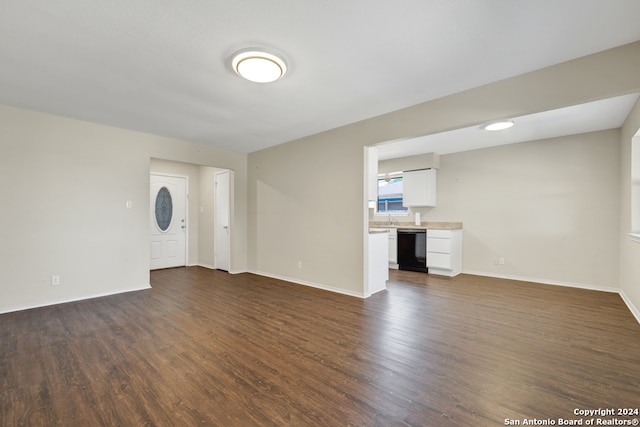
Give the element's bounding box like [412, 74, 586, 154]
[377, 93, 640, 160]
[1, 1, 640, 153]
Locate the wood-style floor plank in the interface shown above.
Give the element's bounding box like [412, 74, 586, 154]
[1, 267, 639, 426]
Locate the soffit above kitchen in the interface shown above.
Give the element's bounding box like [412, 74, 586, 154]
[376, 93, 640, 160]
[1, 1, 640, 153]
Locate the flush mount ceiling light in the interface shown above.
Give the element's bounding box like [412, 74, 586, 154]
[232, 50, 287, 83]
[483, 120, 514, 131]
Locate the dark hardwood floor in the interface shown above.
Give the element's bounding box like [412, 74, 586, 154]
[2, 267, 639, 426]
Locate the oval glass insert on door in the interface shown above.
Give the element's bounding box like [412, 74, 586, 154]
[155, 186, 173, 232]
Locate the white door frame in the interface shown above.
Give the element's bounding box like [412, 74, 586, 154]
[150, 172, 189, 269]
[214, 170, 232, 271]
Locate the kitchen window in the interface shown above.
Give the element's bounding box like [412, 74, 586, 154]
[377, 176, 408, 213]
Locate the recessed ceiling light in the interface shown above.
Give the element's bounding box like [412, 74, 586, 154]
[483, 120, 514, 131]
[232, 50, 287, 83]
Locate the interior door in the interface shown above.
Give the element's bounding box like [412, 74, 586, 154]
[150, 174, 187, 270]
[214, 170, 231, 271]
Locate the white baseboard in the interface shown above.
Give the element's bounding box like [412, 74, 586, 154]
[249, 270, 366, 299]
[463, 270, 640, 325]
[196, 264, 246, 275]
[462, 270, 620, 293]
[619, 289, 640, 324]
[0, 284, 152, 315]
[197, 263, 217, 270]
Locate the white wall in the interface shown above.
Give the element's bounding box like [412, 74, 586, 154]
[430, 130, 620, 289]
[248, 134, 366, 296]
[0, 105, 247, 313]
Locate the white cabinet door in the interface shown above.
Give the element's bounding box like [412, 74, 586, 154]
[388, 230, 397, 264]
[427, 252, 452, 269]
[403, 169, 436, 207]
[427, 237, 451, 253]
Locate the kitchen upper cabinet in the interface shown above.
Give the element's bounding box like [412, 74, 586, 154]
[402, 169, 436, 207]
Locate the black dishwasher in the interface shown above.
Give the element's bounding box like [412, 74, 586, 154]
[397, 229, 428, 272]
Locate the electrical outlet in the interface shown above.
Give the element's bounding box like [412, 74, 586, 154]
[51, 275, 60, 286]
[499, 258, 505, 265]
[297, 261, 302, 269]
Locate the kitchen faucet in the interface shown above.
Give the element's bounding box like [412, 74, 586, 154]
[388, 211, 397, 225]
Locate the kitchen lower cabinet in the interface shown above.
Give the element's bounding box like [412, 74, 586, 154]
[426, 229, 462, 276]
[367, 231, 388, 295]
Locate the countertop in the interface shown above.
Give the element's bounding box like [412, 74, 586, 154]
[369, 221, 462, 231]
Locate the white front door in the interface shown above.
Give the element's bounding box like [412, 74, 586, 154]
[150, 174, 187, 270]
[214, 170, 231, 271]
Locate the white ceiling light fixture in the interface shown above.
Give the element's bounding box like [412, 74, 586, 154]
[483, 120, 514, 131]
[232, 50, 287, 83]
